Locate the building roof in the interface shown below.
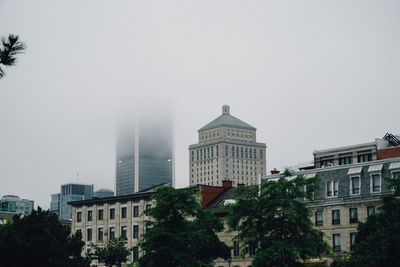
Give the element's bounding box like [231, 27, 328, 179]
[198, 105, 256, 132]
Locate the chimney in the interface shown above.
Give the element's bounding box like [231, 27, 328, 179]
[271, 168, 280, 175]
[222, 105, 230, 115]
[222, 180, 233, 188]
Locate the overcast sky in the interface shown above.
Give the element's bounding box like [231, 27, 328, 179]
[1, 0, 399, 209]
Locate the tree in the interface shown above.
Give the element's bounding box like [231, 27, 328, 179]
[346, 177, 400, 267]
[0, 207, 89, 267]
[226, 170, 330, 267]
[138, 186, 231, 267]
[90, 236, 132, 267]
[0, 34, 26, 78]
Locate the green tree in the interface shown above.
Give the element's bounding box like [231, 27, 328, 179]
[0, 207, 89, 267]
[0, 34, 26, 78]
[90, 236, 132, 267]
[226, 170, 330, 267]
[138, 186, 231, 267]
[347, 177, 400, 267]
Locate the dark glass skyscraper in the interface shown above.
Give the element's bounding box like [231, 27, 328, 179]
[115, 116, 174, 196]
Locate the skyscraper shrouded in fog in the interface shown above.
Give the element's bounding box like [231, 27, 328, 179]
[115, 115, 174, 196]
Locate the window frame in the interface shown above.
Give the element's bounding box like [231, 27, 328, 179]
[350, 232, 357, 251]
[349, 208, 358, 224]
[367, 206, 375, 217]
[349, 175, 360, 196]
[110, 208, 115, 220]
[121, 226, 127, 239]
[98, 209, 104, 220]
[98, 227, 103, 241]
[121, 207, 127, 219]
[233, 241, 240, 257]
[370, 173, 381, 193]
[332, 234, 341, 252]
[133, 205, 139, 217]
[77, 211, 82, 222]
[315, 211, 323, 226]
[133, 224, 139, 239]
[332, 209, 340, 225]
[326, 180, 339, 198]
[87, 210, 93, 221]
[87, 228, 92, 241]
[109, 227, 115, 240]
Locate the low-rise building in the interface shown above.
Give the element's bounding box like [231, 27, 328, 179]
[0, 195, 34, 216]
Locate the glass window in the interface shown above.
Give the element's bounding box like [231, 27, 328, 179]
[110, 208, 115, 219]
[121, 226, 127, 238]
[350, 233, 356, 251]
[315, 211, 323, 226]
[327, 181, 332, 197]
[372, 174, 381, 192]
[98, 227, 103, 241]
[351, 177, 360, 195]
[349, 208, 358, 223]
[98, 209, 103, 220]
[109, 227, 115, 240]
[87, 228, 92, 241]
[333, 181, 338, 196]
[233, 241, 240, 257]
[133, 205, 139, 217]
[87, 210, 92, 221]
[132, 246, 139, 261]
[121, 207, 127, 218]
[133, 225, 139, 239]
[145, 204, 151, 215]
[248, 242, 256, 256]
[333, 234, 341, 252]
[77, 211, 82, 222]
[367, 206, 375, 217]
[332, 210, 340, 225]
[358, 154, 371, 163]
[339, 156, 352, 165]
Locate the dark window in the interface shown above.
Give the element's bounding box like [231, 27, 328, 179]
[121, 207, 127, 218]
[98, 209, 103, 220]
[87, 228, 92, 241]
[132, 246, 139, 261]
[77, 211, 82, 222]
[351, 177, 360, 194]
[339, 156, 352, 165]
[358, 154, 372, 163]
[372, 174, 381, 192]
[327, 181, 332, 196]
[98, 228, 103, 241]
[350, 233, 357, 251]
[145, 204, 151, 215]
[248, 242, 256, 256]
[367, 206, 375, 217]
[110, 208, 115, 219]
[109, 227, 115, 240]
[133, 225, 139, 239]
[315, 211, 323, 226]
[332, 210, 340, 225]
[333, 181, 338, 196]
[121, 226, 127, 238]
[333, 234, 341, 252]
[233, 241, 240, 256]
[133, 205, 139, 217]
[87, 210, 92, 221]
[349, 208, 358, 223]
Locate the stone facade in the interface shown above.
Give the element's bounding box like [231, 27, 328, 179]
[189, 105, 266, 187]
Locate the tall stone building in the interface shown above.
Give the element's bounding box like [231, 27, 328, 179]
[189, 105, 266, 187]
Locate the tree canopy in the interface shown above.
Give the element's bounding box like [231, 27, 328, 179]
[90, 236, 132, 267]
[0, 34, 26, 78]
[138, 186, 231, 267]
[226, 171, 330, 267]
[0, 207, 89, 267]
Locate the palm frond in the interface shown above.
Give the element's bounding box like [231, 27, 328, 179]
[0, 34, 26, 67]
[0, 66, 5, 78]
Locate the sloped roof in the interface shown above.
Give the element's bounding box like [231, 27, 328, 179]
[199, 105, 256, 131]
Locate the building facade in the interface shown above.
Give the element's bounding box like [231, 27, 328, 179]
[0, 195, 34, 216]
[116, 116, 174, 196]
[93, 189, 114, 198]
[189, 105, 266, 187]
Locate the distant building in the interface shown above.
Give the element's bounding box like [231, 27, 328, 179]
[93, 189, 114, 198]
[115, 115, 174, 196]
[189, 105, 266, 187]
[50, 183, 93, 220]
[0, 195, 34, 216]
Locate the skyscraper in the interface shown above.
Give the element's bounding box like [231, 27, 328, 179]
[115, 116, 174, 196]
[189, 105, 266, 187]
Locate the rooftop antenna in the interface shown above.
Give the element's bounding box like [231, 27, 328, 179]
[76, 171, 79, 183]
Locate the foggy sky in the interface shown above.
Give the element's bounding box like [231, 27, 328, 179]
[1, 0, 399, 209]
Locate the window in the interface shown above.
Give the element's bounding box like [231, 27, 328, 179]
[315, 211, 323, 226]
[350, 233, 356, 251]
[98, 227, 103, 241]
[233, 241, 240, 257]
[133, 225, 139, 239]
[350, 176, 360, 195]
[349, 208, 358, 223]
[121, 226, 127, 238]
[358, 154, 371, 163]
[87, 210, 92, 221]
[132, 246, 139, 261]
[333, 234, 341, 252]
[327, 181, 338, 197]
[87, 228, 92, 241]
[248, 242, 256, 256]
[339, 156, 352, 165]
[109, 227, 115, 240]
[145, 204, 152, 215]
[332, 210, 340, 225]
[133, 205, 139, 217]
[367, 206, 375, 217]
[121, 207, 127, 218]
[77, 211, 82, 222]
[321, 159, 333, 167]
[98, 209, 103, 220]
[110, 208, 115, 219]
[371, 174, 381, 192]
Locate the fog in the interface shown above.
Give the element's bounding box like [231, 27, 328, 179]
[1, 0, 399, 208]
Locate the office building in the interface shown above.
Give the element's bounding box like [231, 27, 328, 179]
[0, 195, 34, 216]
[93, 189, 114, 198]
[189, 105, 266, 187]
[115, 116, 174, 196]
